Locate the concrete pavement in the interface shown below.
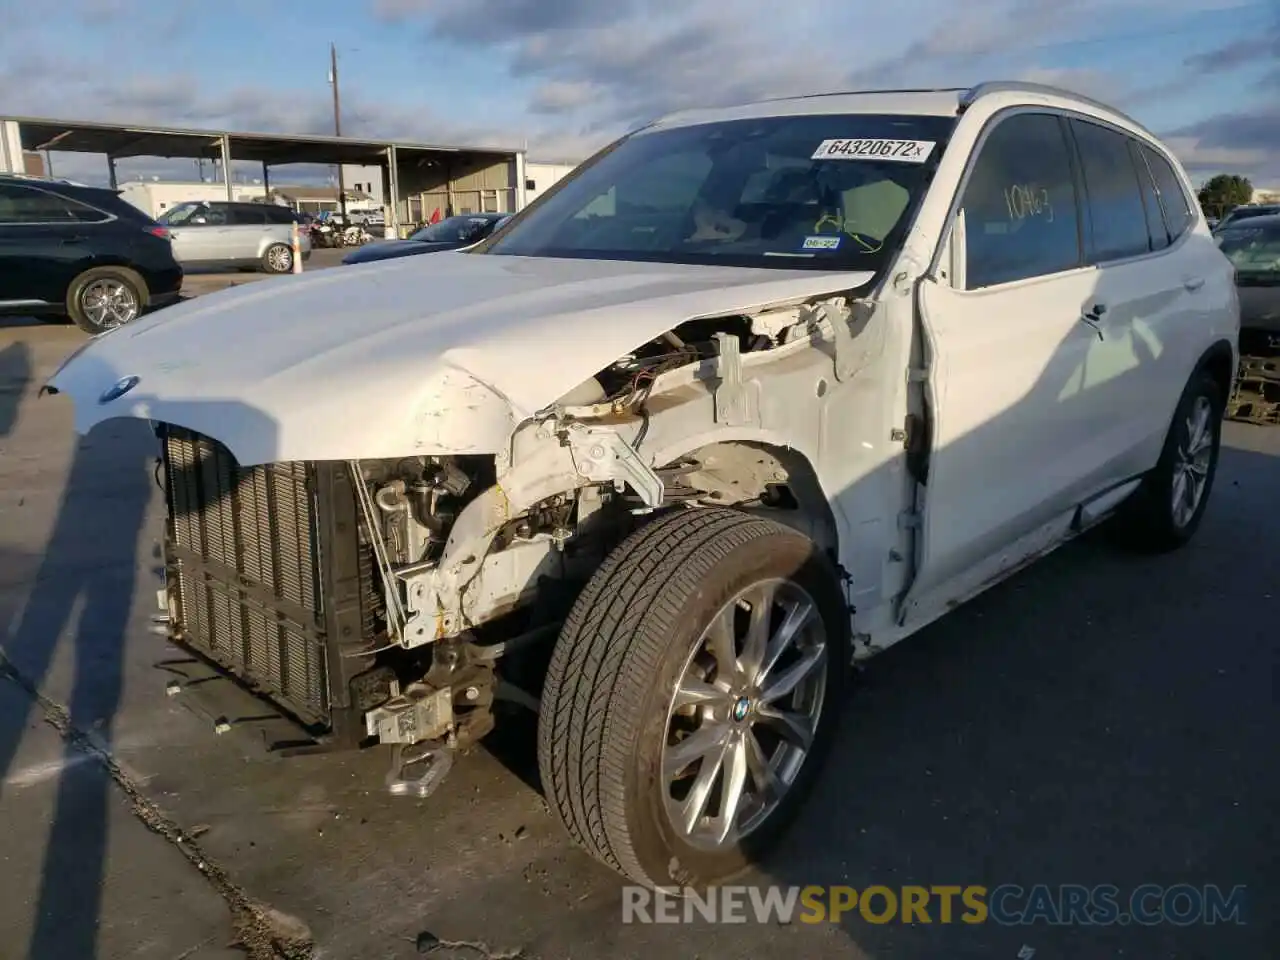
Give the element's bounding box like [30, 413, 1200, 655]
[0, 284, 1275, 958]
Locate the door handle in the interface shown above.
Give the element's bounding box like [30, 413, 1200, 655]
[61, 235, 88, 244]
[1183, 276, 1205, 292]
[1079, 302, 1106, 341]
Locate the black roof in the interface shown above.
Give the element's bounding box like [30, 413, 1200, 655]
[0, 172, 115, 193]
[1218, 212, 1280, 231]
[3, 115, 519, 165]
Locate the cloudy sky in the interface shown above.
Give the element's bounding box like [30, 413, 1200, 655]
[1, 0, 1276, 186]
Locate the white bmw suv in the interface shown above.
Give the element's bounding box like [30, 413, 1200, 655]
[48, 81, 1238, 889]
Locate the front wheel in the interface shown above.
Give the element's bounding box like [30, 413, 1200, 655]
[1113, 368, 1224, 551]
[537, 507, 850, 888]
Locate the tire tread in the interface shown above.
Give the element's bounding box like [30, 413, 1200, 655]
[537, 506, 798, 885]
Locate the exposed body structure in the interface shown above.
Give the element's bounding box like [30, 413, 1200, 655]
[47, 82, 1239, 889]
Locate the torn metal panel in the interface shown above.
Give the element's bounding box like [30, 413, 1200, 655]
[45, 250, 872, 463]
[384, 422, 665, 646]
[712, 331, 757, 426]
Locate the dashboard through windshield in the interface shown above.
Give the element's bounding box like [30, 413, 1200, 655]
[483, 112, 954, 270]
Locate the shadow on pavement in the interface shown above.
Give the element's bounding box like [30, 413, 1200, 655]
[0, 339, 31, 437]
[758, 439, 1277, 958]
[0, 418, 155, 959]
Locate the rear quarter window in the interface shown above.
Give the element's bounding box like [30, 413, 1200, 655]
[64, 187, 155, 224]
[1140, 145, 1195, 243]
[1129, 141, 1170, 253]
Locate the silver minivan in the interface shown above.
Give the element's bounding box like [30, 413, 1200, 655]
[158, 200, 312, 273]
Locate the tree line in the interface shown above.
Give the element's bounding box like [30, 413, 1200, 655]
[1197, 174, 1256, 220]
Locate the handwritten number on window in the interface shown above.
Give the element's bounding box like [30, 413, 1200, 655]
[1003, 184, 1054, 223]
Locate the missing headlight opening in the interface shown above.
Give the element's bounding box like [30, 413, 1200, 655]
[151, 292, 855, 802]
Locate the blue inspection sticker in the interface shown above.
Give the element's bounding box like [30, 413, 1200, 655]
[802, 235, 841, 250]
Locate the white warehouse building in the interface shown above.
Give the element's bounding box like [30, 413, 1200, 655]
[523, 161, 578, 203]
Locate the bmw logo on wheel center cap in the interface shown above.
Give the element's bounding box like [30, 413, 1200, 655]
[99, 375, 140, 404]
[731, 696, 751, 723]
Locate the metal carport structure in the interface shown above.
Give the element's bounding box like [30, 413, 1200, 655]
[0, 115, 527, 234]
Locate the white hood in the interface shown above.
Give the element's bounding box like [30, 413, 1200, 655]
[47, 251, 869, 464]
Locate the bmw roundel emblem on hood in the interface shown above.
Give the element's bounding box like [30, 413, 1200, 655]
[99, 375, 141, 405]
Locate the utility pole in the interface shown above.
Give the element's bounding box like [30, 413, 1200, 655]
[330, 42, 348, 219]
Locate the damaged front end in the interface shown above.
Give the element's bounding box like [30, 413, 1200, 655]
[153, 285, 874, 795]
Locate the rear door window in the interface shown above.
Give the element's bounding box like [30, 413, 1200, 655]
[1070, 119, 1150, 262]
[261, 206, 298, 225]
[230, 205, 269, 225]
[200, 205, 230, 225]
[957, 112, 1083, 289]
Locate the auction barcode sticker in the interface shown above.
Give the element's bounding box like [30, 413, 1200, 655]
[811, 138, 936, 163]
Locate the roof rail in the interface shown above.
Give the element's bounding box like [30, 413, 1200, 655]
[0, 171, 87, 186]
[742, 86, 968, 107]
[959, 81, 1155, 137]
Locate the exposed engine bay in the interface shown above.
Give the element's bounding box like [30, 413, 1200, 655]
[154, 290, 881, 798]
[315, 298, 864, 793]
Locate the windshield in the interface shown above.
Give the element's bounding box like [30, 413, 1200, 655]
[481, 113, 953, 270]
[1217, 222, 1280, 278]
[157, 202, 205, 226]
[411, 215, 499, 244]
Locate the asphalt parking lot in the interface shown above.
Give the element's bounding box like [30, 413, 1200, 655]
[0, 259, 1276, 959]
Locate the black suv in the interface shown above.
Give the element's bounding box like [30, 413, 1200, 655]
[0, 174, 183, 334]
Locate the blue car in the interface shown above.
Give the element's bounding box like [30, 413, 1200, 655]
[342, 212, 510, 265]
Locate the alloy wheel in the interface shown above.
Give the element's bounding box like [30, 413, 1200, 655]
[1171, 394, 1214, 529]
[662, 577, 828, 851]
[81, 278, 139, 330]
[268, 245, 293, 272]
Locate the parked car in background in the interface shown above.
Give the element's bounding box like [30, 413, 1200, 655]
[158, 200, 311, 273]
[347, 206, 386, 228]
[341, 212, 508, 264]
[1216, 213, 1280, 338]
[0, 173, 182, 334]
[1213, 203, 1280, 234]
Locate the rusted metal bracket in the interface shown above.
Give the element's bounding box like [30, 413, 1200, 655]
[1226, 355, 1280, 425]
